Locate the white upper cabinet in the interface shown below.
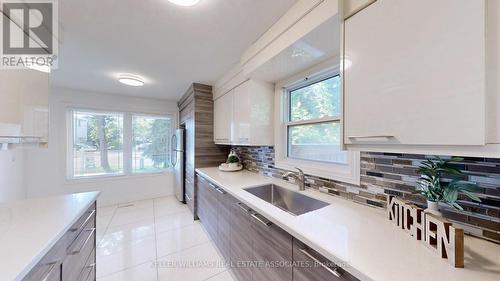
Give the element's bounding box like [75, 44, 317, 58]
[233, 80, 274, 145]
[343, 0, 486, 146]
[486, 0, 500, 144]
[214, 79, 274, 146]
[0, 69, 49, 145]
[214, 90, 233, 144]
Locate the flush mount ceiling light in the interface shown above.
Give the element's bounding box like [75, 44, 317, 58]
[118, 74, 145, 87]
[168, 0, 200, 6]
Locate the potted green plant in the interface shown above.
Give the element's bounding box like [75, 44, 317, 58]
[416, 156, 482, 216]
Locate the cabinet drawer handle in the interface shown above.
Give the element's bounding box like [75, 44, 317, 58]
[70, 210, 96, 232]
[215, 138, 229, 141]
[215, 188, 226, 195]
[40, 261, 62, 281]
[79, 263, 95, 281]
[185, 193, 192, 201]
[347, 135, 394, 139]
[251, 213, 273, 227]
[235, 202, 251, 213]
[298, 248, 342, 278]
[208, 183, 218, 190]
[68, 228, 95, 255]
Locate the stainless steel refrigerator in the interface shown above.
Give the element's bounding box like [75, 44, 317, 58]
[171, 128, 185, 202]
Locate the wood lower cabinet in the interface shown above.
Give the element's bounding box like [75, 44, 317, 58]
[196, 174, 359, 281]
[197, 176, 219, 242]
[217, 188, 235, 261]
[293, 240, 358, 281]
[250, 213, 293, 281]
[22, 203, 96, 281]
[230, 201, 254, 281]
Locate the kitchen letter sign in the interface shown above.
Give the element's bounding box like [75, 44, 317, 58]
[387, 196, 464, 268]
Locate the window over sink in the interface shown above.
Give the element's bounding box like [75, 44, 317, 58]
[287, 75, 347, 164]
[275, 66, 360, 185]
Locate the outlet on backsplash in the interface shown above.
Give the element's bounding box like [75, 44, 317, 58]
[232, 146, 500, 244]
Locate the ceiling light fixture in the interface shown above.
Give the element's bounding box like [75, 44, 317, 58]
[168, 0, 200, 6]
[118, 74, 145, 87]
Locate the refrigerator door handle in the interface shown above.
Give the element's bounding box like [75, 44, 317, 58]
[171, 134, 177, 167]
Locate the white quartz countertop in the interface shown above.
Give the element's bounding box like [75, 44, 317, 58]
[0, 192, 100, 281]
[196, 167, 500, 281]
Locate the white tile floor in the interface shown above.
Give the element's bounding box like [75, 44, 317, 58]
[96, 196, 235, 281]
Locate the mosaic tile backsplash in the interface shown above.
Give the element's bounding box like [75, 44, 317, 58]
[232, 146, 500, 244]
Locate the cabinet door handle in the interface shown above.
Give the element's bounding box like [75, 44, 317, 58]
[215, 188, 226, 195]
[208, 183, 218, 191]
[79, 263, 96, 281]
[251, 212, 273, 227]
[298, 248, 342, 278]
[235, 202, 251, 213]
[68, 228, 95, 255]
[347, 135, 394, 139]
[70, 210, 96, 232]
[40, 261, 62, 281]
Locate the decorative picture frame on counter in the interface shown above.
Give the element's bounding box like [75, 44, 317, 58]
[387, 195, 464, 268]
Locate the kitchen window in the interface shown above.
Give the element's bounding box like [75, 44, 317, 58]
[287, 75, 347, 163]
[132, 115, 171, 173]
[275, 68, 360, 185]
[68, 110, 172, 179]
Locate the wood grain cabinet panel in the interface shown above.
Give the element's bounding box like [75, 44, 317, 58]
[230, 201, 254, 281]
[197, 176, 220, 245]
[251, 213, 293, 281]
[22, 203, 97, 281]
[293, 240, 358, 281]
[217, 189, 236, 261]
[178, 84, 230, 219]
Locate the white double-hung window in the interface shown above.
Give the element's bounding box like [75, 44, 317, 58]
[276, 69, 360, 185]
[69, 109, 172, 179]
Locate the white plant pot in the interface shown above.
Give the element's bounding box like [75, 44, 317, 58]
[425, 200, 443, 217]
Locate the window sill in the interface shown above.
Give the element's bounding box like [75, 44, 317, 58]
[65, 169, 173, 185]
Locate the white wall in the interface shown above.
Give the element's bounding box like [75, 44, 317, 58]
[0, 148, 25, 202]
[24, 87, 179, 206]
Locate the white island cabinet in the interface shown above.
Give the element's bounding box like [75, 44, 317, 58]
[214, 79, 274, 146]
[343, 0, 486, 146]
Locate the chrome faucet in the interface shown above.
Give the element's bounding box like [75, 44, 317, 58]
[282, 167, 306, 191]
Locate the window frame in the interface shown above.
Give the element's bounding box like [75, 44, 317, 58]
[274, 65, 360, 185]
[67, 108, 174, 180]
[285, 74, 343, 164]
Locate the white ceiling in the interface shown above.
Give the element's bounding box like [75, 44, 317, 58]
[51, 0, 297, 100]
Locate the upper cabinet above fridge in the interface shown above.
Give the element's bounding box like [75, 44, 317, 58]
[342, 0, 500, 156]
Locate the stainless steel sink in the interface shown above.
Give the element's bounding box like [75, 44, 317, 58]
[244, 184, 329, 216]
